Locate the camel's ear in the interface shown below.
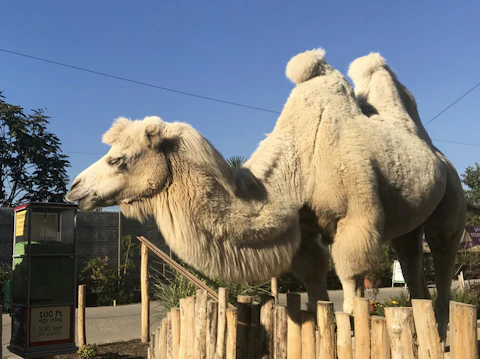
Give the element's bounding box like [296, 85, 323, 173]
[103, 117, 131, 145]
[144, 121, 164, 148]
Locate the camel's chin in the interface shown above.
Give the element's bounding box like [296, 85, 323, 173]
[76, 197, 117, 211]
[77, 200, 100, 211]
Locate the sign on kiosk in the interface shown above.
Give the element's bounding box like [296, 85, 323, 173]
[30, 306, 72, 344]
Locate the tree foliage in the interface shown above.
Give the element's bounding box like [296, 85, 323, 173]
[462, 163, 480, 224]
[0, 91, 70, 207]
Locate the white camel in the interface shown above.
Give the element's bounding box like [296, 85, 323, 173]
[66, 47, 475, 342]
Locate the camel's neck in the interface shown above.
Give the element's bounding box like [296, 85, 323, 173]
[146, 136, 303, 283]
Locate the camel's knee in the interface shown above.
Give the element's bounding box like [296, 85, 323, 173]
[331, 218, 382, 278]
[331, 216, 382, 315]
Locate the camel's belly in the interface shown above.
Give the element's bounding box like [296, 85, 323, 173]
[377, 147, 447, 238]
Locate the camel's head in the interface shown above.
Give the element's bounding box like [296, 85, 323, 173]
[66, 116, 172, 211]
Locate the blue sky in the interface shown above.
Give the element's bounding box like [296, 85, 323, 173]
[1, 1, 479, 209]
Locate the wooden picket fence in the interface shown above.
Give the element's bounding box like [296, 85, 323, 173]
[147, 288, 478, 359]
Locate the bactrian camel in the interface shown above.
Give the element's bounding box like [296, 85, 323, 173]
[66, 47, 478, 341]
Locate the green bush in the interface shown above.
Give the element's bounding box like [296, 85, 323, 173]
[79, 257, 130, 306]
[371, 286, 480, 318]
[151, 261, 270, 311]
[151, 269, 198, 310]
[456, 251, 480, 280]
[79, 236, 139, 307]
[0, 263, 12, 305]
[77, 344, 97, 359]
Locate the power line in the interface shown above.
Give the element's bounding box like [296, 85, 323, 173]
[0, 48, 281, 115]
[2, 48, 479, 151]
[63, 138, 480, 158]
[432, 138, 480, 147]
[2, 48, 478, 125]
[425, 81, 480, 126]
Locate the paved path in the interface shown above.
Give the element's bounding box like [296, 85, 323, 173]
[278, 285, 413, 311]
[2, 302, 168, 358]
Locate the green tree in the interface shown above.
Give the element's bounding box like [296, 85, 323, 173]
[0, 91, 70, 207]
[461, 163, 480, 224]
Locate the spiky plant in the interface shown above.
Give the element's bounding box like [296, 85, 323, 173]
[227, 156, 248, 168]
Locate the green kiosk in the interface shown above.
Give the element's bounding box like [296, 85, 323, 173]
[8, 202, 78, 358]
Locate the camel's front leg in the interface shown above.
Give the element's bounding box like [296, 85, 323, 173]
[331, 216, 382, 315]
[290, 233, 330, 312]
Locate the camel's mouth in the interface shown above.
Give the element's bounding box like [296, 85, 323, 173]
[66, 190, 118, 211]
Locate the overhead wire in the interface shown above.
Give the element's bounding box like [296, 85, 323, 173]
[1, 48, 479, 150]
[0, 48, 281, 114]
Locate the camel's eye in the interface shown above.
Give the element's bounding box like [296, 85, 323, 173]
[109, 157, 123, 166]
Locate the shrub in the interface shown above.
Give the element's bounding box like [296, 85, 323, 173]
[432, 285, 480, 317]
[0, 263, 12, 305]
[151, 269, 197, 310]
[151, 261, 270, 311]
[79, 236, 139, 307]
[77, 344, 97, 359]
[456, 251, 480, 280]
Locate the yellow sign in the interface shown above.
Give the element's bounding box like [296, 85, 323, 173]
[15, 210, 26, 237]
[30, 306, 71, 343]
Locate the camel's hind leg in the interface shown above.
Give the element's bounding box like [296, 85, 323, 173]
[424, 179, 466, 342]
[391, 226, 431, 299]
[290, 231, 330, 312]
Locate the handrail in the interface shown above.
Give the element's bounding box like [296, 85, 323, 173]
[137, 236, 235, 308]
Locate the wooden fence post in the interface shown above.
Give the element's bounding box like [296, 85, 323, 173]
[248, 303, 261, 358]
[226, 309, 238, 359]
[287, 293, 302, 358]
[317, 301, 335, 359]
[354, 297, 371, 359]
[151, 331, 157, 359]
[370, 316, 390, 359]
[195, 289, 208, 359]
[160, 318, 168, 359]
[179, 297, 196, 359]
[206, 301, 219, 359]
[215, 288, 228, 359]
[384, 307, 418, 359]
[301, 311, 316, 359]
[78, 284, 86, 347]
[171, 308, 181, 359]
[154, 326, 161, 359]
[335, 312, 353, 359]
[237, 295, 253, 359]
[259, 295, 275, 359]
[274, 305, 288, 359]
[450, 301, 478, 359]
[141, 242, 150, 344]
[411, 300, 442, 359]
[271, 278, 278, 303]
[167, 312, 173, 359]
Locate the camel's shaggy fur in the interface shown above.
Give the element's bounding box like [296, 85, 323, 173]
[67, 47, 468, 341]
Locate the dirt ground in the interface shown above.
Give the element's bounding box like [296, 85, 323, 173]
[57, 340, 148, 359]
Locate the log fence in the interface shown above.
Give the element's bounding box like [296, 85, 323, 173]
[148, 292, 478, 359]
[138, 235, 478, 358]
